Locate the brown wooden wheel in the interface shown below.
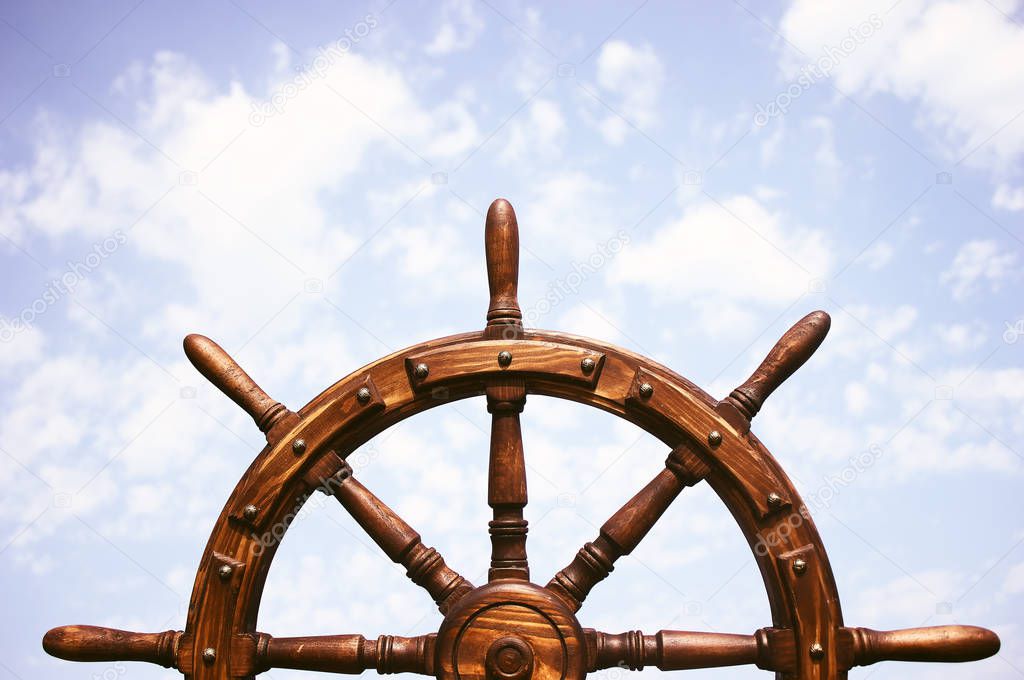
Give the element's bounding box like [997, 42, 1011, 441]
[43, 199, 1000, 680]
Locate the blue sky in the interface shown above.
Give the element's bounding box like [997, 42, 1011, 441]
[1, 1, 1023, 679]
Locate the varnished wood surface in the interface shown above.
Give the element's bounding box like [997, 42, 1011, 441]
[44, 198, 1000, 680]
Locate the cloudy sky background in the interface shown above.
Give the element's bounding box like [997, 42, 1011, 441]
[1, 1, 1023, 679]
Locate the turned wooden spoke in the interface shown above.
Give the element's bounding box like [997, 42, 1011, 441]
[486, 380, 529, 581]
[716, 311, 830, 434]
[42, 626, 435, 676]
[43, 626, 181, 668]
[585, 624, 1000, 673]
[547, 442, 710, 611]
[43, 197, 1003, 680]
[183, 334, 295, 440]
[238, 632, 435, 676]
[327, 460, 473, 614]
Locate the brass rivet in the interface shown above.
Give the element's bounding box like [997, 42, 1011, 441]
[580, 357, 596, 374]
[217, 564, 233, 581]
[356, 387, 372, 404]
[767, 492, 783, 509]
[202, 647, 217, 664]
[707, 430, 722, 448]
[809, 643, 824, 660]
[292, 438, 306, 455]
[793, 558, 808, 575]
[498, 351, 513, 367]
[639, 383, 654, 399]
[414, 363, 429, 380]
[242, 504, 259, 521]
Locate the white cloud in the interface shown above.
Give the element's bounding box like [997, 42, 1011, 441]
[779, 0, 1024, 168]
[424, 0, 485, 55]
[935, 321, 987, 353]
[499, 98, 566, 164]
[610, 194, 831, 314]
[860, 240, 894, 270]
[941, 240, 1018, 300]
[993, 183, 1024, 212]
[594, 40, 665, 144]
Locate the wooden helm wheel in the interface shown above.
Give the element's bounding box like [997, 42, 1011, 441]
[44, 199, 1000, 679]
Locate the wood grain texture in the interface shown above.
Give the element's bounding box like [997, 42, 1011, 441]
[717, 311, 830, 433]
[43, 626, 181, 668]
[484, 198, 522, 337]
[585, 628, 794, 672]
[837, 625, 1000, 667]
[486, 379, 530, 581]
[184, 334, 293, 437]
[44, 199, 999, 680]
[328, 456, 473, 614]
[236, 632, 436, 675]
[547, 442, 710, 611]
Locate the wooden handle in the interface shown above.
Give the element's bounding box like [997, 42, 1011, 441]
[183, 334, 289, 434]
[548, 444, 709, 611]
[841, 626, 1000, 666]
[587, 628, 791, 672]
[43, 625, 180, 668]
[484, 198, 522, 334]
[328, 460, 474, 614]
[252, 633, 434, 675]
[720, 311, 830, 430]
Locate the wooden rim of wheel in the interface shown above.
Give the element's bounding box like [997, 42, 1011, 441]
[43, 198, 1000, 680]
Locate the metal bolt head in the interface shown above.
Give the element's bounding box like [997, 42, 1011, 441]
[356, 387, 372, 404]
[638, 382, 654, 399]
[217, 564, 233, 581]
[497, 351, 513, 367]
[242, 504, 259, 521]
[414, 363, 429, 380]
[580, 357, 596, 374]
[202, 647, 217, 664]
[292, 438, 306, 455]
[707, 430, 722, 448]
[792, 558, 808, 575]
[767, 492, 783, 508]
[809, 642, 824, 660]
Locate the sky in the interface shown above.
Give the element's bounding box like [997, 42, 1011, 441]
[1, 1, 1023, 679]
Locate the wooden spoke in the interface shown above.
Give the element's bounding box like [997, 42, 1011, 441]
[584, 624, 1000, 673]
[237, 632, 435, 676]
[715, 311, 830, 434]
[327, 460, 473, 614]
[43, 626, 181, 668]
[486, 379, 529, 581]
[183, 334, 296, 441]
[42, 625, 435, 676]
[836, 625, 1000, 667]
[546, 442, 710, 611]
[586, 628, 791, 672]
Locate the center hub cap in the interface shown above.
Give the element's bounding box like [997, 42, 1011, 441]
[435, 582, 586, 680]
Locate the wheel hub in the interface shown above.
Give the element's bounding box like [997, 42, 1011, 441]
[435, 582, 586, 680]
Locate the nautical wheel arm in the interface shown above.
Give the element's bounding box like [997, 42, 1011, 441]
[43, 198, 1000, 680]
